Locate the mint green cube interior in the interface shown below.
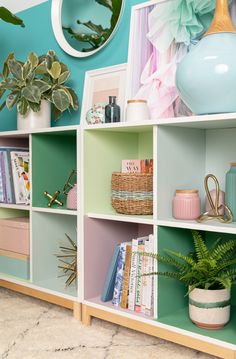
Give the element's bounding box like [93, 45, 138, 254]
[32, 211, 77, 297]
[32, 131, 77, 209]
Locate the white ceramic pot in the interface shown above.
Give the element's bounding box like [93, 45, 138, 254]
[189, 288, 230, 330]
[17, 100, 51, 130]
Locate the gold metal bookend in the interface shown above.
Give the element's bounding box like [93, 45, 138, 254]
[44, 190, 64, 207]
[197, 174, 233, 224]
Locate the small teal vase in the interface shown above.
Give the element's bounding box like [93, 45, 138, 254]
[176, 0, 236, 115]
[225, 163, 236, 222]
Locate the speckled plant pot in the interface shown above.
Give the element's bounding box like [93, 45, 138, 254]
[189, 288, 231, 330]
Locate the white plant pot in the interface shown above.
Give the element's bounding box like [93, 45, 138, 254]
[189, 288, 231, 330]
[17, 100, 51, 130]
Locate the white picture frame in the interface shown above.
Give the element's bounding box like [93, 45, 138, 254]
[81, 63, 127, 125]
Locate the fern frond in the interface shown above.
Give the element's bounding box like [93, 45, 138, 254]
[211, 240, 236, 261]
[192, 230, 208, 260]
[165, 249, 196, 266]
[138, 252, 189, 272]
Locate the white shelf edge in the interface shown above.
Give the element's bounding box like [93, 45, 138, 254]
[83, 299, 236, 350]
[0, 274, 78, 301]
[86, 212, 154, 225]
[0, 203, 30, 211]
[32, 207, 77, 216]
[0, 124, 80, 137]
[82, 112, 236, 131]
[157, 218, 236, 234]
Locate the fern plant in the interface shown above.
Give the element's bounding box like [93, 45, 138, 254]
[141, 230, 236, 293]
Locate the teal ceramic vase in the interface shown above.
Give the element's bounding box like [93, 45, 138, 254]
[176, 0, 236, 115]
[225, 163, 236, 222]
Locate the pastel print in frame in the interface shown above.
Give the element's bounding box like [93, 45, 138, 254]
[81, 64, 127, 125]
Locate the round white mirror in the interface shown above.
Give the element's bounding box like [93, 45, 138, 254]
[51, 0, 125, 58]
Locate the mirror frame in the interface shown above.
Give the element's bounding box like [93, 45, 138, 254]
[51, 0, 125, 58]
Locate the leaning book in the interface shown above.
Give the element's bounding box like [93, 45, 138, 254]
[10, 151, 30, 204]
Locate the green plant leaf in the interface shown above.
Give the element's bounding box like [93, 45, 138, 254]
[65, 88, 79, 110]
[96, 0, 112, 11]
[52, 105, 62, 121]
[22, 85, 41, 104]
[192, 230, 209, 260]
[58, 71, 70, 85]
[28, 52, 39, 69]
[8, 59, 23, 81]
[52, 89, 70, 112]
[2, 52, 14, 80]
[35, 62, 47, 75]
[17, 97, 29, 116]
[28, 101, 41, 112]
[33, 79, 51, 94]
[47, 61, 61, 80]
[23, 61, 32, 80]
[0, 7, 24, 27]
[6, 92, 19, 110]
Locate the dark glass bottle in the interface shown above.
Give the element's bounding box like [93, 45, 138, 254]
[105, 96, 120, 123]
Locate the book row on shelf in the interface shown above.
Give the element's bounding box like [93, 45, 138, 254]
[0, 147, 30, 205]
[101, 234, 154, 316]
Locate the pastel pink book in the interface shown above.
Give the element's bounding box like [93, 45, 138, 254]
[122, 160, 141, 173]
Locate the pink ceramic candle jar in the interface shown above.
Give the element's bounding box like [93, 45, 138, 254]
[173, 189, 201, 220]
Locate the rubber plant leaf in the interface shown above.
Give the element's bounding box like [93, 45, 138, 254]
[22, 85, 41, 104]
[52, 88, 70, 112]
[8, 60, 23, 81]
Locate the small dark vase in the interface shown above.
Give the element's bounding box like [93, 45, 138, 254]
[105, 96, 120, 123]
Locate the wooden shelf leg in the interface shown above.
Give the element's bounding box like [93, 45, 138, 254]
[73, 302, 82, 321]
[82, 304, 92, 326]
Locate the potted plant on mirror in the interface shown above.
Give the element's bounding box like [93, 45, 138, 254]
[0, 50, 79, 130]
[141, 230, 236, 329]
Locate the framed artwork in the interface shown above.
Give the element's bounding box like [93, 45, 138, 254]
[81, 63, 127, 125]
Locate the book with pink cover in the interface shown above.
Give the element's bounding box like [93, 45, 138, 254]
[122, 159, 153, 174]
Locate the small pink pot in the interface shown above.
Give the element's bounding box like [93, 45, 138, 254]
[173, 189, 200, 220]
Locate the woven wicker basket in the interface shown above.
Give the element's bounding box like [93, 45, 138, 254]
[111, 172, 153, 215]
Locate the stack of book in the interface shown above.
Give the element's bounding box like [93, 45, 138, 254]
[101, 234, 154, 316]
[0, 147, 30, 205]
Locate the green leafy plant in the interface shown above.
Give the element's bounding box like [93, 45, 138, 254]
[63, 0, 122, 52]
[0, 7, 24, 27]
[140, 230, 236, 293]
[0, 50, 78, 120]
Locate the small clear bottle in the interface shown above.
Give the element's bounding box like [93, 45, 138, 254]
[105, 96, 120, 123]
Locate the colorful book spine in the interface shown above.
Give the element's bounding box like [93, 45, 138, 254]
[112, 243, 127, 306]
[141, 159, 153, 174]
[128, 237, 146, 311]
[120, 244, 132, 309]
[0, 152, 5, 202]
[135, 243, 145, 313]
[145, 234, 154, 317]
[10, 151, 30, 204]
[3, 151, 14, 203]
[141, 237, 149, 313]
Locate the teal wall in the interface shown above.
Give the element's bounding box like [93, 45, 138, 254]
[0, 0, 146, 131]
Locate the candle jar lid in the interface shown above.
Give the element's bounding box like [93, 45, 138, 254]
[176, 189, 199, 194]
[230, 162, 236, 166]
[127, 99, 147, 104]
